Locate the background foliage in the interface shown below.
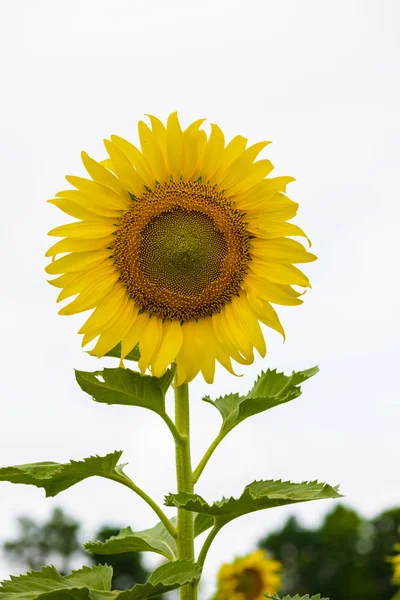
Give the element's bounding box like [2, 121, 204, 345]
[2, 504, 399, 599]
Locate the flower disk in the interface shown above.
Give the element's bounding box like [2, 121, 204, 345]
[113, 179, 250, 321]
[216, 549, 282, 600]
[46, 112, 317, 384]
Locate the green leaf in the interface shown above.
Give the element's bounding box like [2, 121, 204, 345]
[85, 514, 214, 561]
[85, 520, 177, 561]
[75, 368, 173, 413]
[0, 451, 124, 497]
[194, 513, 214, 537]
[0, 561, 201, 600]
[0, 564, 114, 600]
[103, 343, 140, 362]
[165, 479, 341, 526]
[116, 560, 201, 600]
[203, 366, 318, 436]
[265, 595, 329, 600]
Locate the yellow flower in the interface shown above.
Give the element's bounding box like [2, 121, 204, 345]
[46, 113, 316, 384]
[216, 549, 282, 600]
[389, 544, 400, 585]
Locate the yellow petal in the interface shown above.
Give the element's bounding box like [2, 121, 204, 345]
[234, 176, 295, 211]
[121, 312, 149, 360]
[56, 265, 117, 302]
[211, 135, 247, 183]
[47, 198, 102, 221]
[104, 139, 144, 196]
[221, 304, 254, 363]
[181, 119, 205, 180]
[175, 357, 186, 387]
[216, 141, 271, 192]
[48, 220, 116, 239]
[247, 291, 285, 338]
[81, 151, 129, 197]
[200, 318, 237, 378]
[138, 317, 162, 373]
[91, 301, 138, 357]
[58, 274, 117, 315]
[247, 221, 311, 245]
[45, 251, 111, 275]
[138, 120, 167, 183]
[176, 321, 201, 383]
[100, 158, 114, 170]
[226, 159, 274, 197]
[190, 130, 207, 180]
[249, 261, 311, 287]
[248, 193, 299, 223]
[110, 135, 155, 188]
[65, 176, 130, 211]
[45, 235, 114, 257]
[47, 273, 77, 288]
[231, 294, 266, 357]
[202, 123, 225, 182]
[79, 284, 128, 335]
[211, 312, 252, 365]
[166, 112, 184, 178]
[146, 114, 167, 157]
[152, 320, 183, 377]
[195, 321, 216, 384]
[55, 189, 121, 217]
[251, 238, 317, 263]
[245, 276, 304, 306]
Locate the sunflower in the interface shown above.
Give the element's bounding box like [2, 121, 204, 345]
[389, 544, 400, 585]
[215, 549, 282, 600]
[46, 112, 316, 384]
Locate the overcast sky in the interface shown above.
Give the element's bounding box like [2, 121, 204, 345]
[0, 0, 399, 595]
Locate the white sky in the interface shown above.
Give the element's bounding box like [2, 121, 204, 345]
[0, 0, 399, 595]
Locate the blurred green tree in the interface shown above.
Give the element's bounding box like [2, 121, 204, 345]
[259, 504, 400, 600]
[2, 508, 150, 590]
[3, 508, 81, 575]
[90, 525, 150, 590]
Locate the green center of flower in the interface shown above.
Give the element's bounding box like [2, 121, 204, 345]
[140, 209, 227, 296]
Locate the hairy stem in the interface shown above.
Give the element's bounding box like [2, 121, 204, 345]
[193, 430, 225, 484]
[197, 522, 221, 569]
[174, 379, 197, 600]
[113, 473, 177, 538]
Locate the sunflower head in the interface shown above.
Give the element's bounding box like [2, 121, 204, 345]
[216, 549, 282, 600]
[46, 112, 316, 384]
[388, 544, 400, 585]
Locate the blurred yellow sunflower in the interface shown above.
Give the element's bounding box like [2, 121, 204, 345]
[216, 549, 282, 600]
[389, 544, 400, 585]
[46, 112, 316, 384]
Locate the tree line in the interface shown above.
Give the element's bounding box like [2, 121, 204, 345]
[2, 504, 399, 599]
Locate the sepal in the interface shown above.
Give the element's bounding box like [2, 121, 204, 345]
[103, 343, 140, 362]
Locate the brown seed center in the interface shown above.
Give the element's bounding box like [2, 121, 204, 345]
[112, 179, 250, 321]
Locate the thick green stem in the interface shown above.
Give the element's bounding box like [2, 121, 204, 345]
[174, 379, 197, 600]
